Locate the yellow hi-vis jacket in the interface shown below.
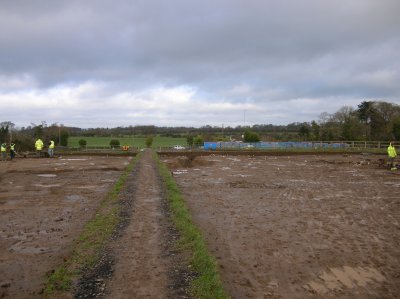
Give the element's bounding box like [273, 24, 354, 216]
[388, 143, 397, 158]
[49, 140, 55, 149]
[1, 143, 6, 152]
[35, 139, 44, 151]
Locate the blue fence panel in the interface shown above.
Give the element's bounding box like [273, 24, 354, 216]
[204, 142, 218, 150]
[203, 141, 349, 150]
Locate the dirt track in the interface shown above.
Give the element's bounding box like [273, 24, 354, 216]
[74, 149, 191, 298]
[164, 153, 400, 298]
[104, 149, 169, 298]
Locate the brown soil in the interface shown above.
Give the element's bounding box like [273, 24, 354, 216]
[1, 152, 193, 299]
[3, 151, 398, 298]
[74, 149, 193, 299]
[105, 149, 169, 298]
[164, 153, 400, 298]
[0, 156, 131, 298]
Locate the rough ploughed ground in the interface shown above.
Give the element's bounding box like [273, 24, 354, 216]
[0, 156, 130, 298]
[164, 153, 400, 298]
[0, 152, 192, 299]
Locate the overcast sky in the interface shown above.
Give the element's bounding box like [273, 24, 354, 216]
[1, 0, 399, 128]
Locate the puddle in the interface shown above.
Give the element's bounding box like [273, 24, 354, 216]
[269, 164, 288, 168]
[37, 174, 57, 178]
[383, 182, 400, 187]
[33, 184, 61, 188]
[65, 195, 86, 202]
[101, 179, 115, 183]
[229, 174, 252, 178]
[173, 170, 188, 175]
[61, 158, 88, 161]
[76, 185, 100, 189]
[215, 178, 224, 184]
[226, 158, 241, 162]
[288, 179, 307, 183]
[9, 242, 51, 254]
[4, 199, 23, 205]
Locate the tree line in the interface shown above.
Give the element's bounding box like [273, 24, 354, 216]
[298, 101, 400, 141]
[68, 100, 400, 142]
[0, 121, 69, 151]
[1, 100, 399, 151]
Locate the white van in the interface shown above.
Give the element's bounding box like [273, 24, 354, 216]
[173, 145, 185, 150]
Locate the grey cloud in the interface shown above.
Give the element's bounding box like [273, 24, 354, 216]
[0, 0, 399, 127]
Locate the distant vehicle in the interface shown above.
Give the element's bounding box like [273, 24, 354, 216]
[173, 145, 185, 150]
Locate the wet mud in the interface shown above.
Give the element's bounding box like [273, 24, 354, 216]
[0, 156, 131, 298]
[75, 150, 193, 299]
[164, 154, 400, 298]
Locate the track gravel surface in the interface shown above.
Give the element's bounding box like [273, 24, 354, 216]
[76, 149, 192, 298]
[105, 149, 170, 298]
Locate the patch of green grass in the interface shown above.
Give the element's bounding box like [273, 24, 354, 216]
[44, 266, 74, 294]
[43, 154, 139, 296]
[155, 153, 228, 299]
[68, 136, 187, 148]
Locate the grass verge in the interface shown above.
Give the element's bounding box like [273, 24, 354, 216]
[43, 154, 140, 296]
[155, 153, 228, 299]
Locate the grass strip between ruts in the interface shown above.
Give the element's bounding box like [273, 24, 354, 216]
[43, 153, 141, 296]
[155, 152, 228, 299]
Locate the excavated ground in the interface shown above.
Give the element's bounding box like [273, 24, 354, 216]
[0, 156, 131, 298]
[1, 152, 193, 299]
[3, 151, 399, 299]
[163, 153, 400, 298]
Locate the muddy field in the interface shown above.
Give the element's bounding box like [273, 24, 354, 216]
[0, 156, 131, 298]
[164, 153, 400, 298]
[2, 152, 399, 299]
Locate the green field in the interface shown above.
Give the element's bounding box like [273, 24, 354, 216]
[68, 136, 187, 149]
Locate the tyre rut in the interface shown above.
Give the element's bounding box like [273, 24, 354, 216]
[74, 149, 193, 299]
[105, 149, 168, 298]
